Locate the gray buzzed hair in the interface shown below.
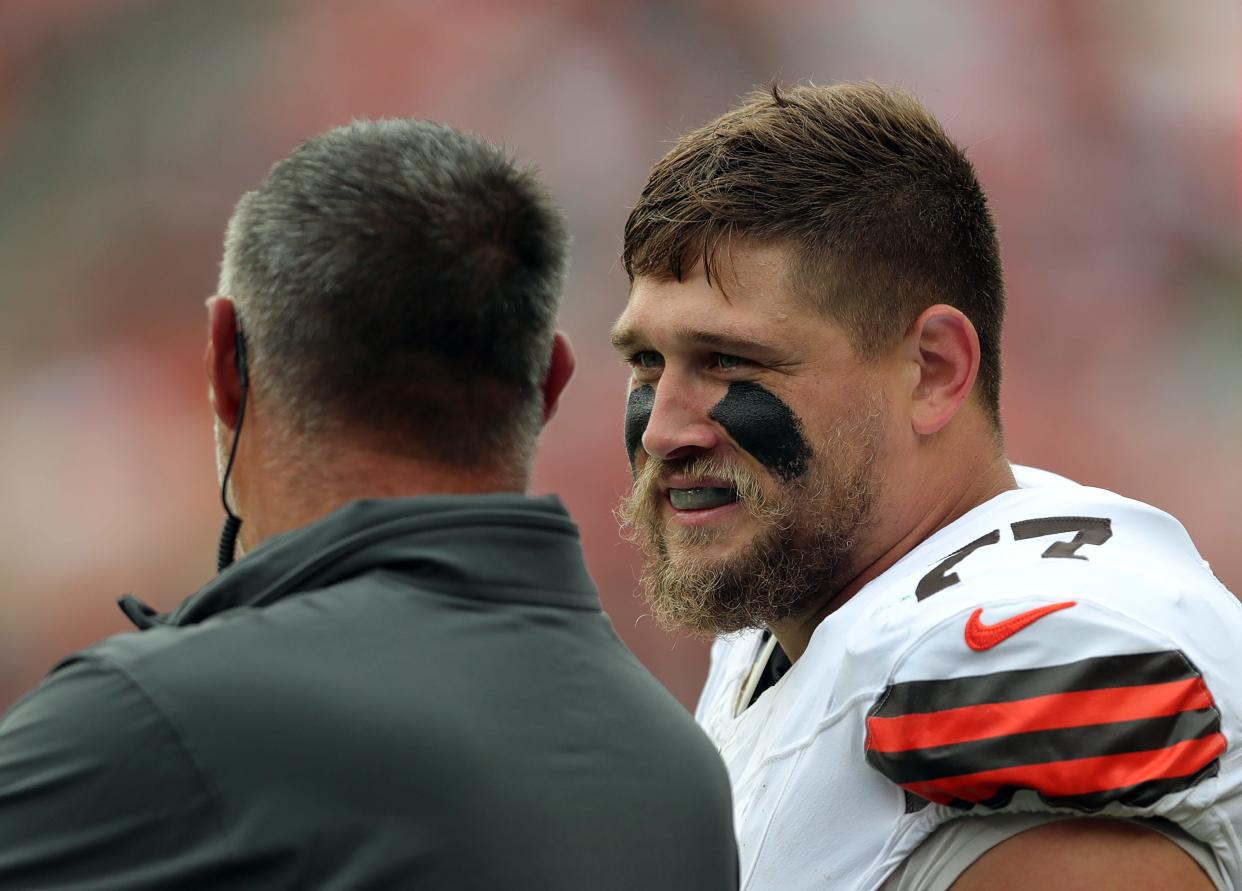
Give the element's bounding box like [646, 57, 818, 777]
[219, 118, 569, 472]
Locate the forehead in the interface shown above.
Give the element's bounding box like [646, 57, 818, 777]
[614, 243, 841, 350]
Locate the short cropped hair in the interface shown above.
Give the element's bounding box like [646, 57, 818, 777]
[624, 82, 1005, 426]
[220, 118, 569, 470]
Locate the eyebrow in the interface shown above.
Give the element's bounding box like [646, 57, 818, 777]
[610, 325, 646, 353]
[609, 324, 779, 358]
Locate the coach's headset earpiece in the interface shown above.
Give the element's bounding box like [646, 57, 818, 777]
[216, 329, 248, 572]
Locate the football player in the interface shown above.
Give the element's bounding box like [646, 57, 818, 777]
[613, 82, 1239, 890]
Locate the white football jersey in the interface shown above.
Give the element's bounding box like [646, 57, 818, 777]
[696, 466, 1242, 890]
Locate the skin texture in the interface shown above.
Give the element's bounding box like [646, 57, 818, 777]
[611, 242, 1016, 659]
[707, 381, 811, 481]
[950, 819, 1216, 890]
[206, 296, 576, 555]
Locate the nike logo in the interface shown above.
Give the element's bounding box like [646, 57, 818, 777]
[964, 601, 1076, 651]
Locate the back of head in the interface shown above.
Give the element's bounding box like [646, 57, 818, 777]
[220, 119, 569, 478]
[624, 82, 1005, 427]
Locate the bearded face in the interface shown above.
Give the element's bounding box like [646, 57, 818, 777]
[611, 243, 900, 637]
[618, 397, 885, 636]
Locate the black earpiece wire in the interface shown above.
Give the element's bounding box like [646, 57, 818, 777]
[216, 330, 248, 572]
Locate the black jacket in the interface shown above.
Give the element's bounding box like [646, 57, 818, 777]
[0, 494, 737, 890]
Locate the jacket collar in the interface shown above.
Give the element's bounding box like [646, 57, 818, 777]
[119, 494, 597, 630]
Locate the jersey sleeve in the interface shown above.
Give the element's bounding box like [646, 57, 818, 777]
[0, 655, 225, 887]
[862, 571, 1229, 815]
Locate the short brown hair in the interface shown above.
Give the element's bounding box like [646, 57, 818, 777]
[623, 82, 1005, 426]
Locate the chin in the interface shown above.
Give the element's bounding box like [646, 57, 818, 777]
[662, 515, 757, 564]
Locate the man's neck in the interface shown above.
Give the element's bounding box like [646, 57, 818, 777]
[771, 449, 1016, 663]
[234, 439, 525, 556]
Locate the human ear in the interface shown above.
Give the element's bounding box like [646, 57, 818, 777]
[907, 304, 980, 436]
[205, 296, 244, 431]
[540, 330, 576, 424]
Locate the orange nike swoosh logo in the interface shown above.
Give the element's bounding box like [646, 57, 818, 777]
[964, 601, 1076, 651]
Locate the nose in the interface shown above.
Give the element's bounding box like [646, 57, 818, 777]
[640, 376, 722, 462]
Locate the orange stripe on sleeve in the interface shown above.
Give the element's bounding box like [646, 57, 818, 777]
[866, 677, 1213, 753]
[903, 732, 1226, 805]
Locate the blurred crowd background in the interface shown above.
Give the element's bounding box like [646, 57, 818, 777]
[0, 0, 1237, 710]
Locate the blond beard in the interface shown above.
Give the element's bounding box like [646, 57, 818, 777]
[617, 399, 884, 636]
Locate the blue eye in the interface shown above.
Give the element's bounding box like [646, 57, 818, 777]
[634, 351, 662, 369]
[715, 353, 745, 370]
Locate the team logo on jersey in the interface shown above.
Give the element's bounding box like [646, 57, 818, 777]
[964, 601, 1076, 651]
[864, 650, 1225, 811]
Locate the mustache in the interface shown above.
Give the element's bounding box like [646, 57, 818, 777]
[628, 453, 777, 518]
[635, 454, 761, 499]
[617, 453, 794, 541]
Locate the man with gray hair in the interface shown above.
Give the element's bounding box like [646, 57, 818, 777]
[0, 119, 737, 889]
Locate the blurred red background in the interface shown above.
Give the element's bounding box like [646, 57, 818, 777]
[0, 0, 1238, 710]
